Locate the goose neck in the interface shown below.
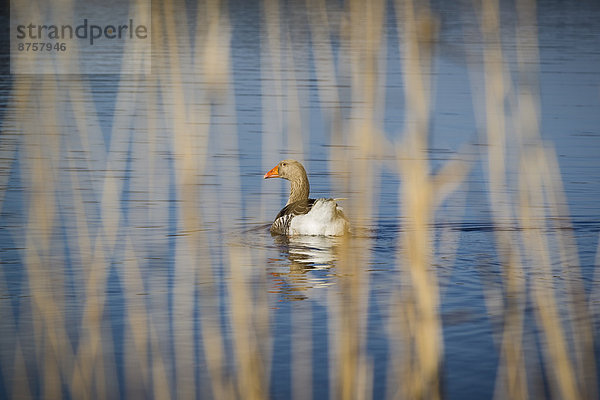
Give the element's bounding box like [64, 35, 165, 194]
[287, 177, 309, 205]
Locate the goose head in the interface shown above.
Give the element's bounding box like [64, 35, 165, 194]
[264, 159, 310, 204]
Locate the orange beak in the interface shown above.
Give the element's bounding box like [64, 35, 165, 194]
[263, 165, 279, 179]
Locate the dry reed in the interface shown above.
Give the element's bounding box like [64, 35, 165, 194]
[0, 0, 596, 399]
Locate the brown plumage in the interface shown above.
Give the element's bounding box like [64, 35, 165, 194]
[264, 160, 349, 236]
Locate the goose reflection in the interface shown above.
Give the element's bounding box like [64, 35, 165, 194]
[268, 234, 343, 301]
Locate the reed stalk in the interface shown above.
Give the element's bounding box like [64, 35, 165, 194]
[0, 0, 595, 399]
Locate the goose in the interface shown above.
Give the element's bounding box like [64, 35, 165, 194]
[264, 160, 350, 236]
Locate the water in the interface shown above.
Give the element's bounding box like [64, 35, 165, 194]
[0, 0, 599, 399]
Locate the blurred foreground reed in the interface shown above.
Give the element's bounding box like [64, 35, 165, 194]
[0, 0, 597, 399]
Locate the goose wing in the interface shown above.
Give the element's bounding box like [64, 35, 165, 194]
[271, 199, 316, 235]
[275, 198, 316, 220]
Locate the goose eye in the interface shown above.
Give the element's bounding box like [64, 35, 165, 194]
[281, 162, 286, 167]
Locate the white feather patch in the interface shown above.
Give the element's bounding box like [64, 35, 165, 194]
[288, 199, 349, 236]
